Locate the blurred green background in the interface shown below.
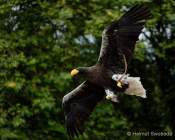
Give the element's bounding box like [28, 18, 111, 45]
[0, 0, 175, 139]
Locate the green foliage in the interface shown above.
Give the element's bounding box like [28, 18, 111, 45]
[0, 0, 175, 140]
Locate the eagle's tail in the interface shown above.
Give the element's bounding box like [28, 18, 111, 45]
[124, 76, 146, 98]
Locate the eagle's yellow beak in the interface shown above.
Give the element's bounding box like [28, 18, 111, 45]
[117, 81, 122, 88]
[70, 69, 79, 76]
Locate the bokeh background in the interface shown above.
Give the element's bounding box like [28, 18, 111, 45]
[0, 0, 175, 139]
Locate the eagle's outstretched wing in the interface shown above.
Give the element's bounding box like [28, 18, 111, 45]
[98, 5, 150, 72]
[62, 81, 105, 137]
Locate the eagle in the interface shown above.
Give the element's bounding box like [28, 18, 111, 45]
[62, 5, 150, 137]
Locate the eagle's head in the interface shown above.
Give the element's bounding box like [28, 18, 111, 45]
[70, 67, 87, 77]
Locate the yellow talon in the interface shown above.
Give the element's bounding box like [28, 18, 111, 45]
[117, 81, 122, 88]
[106, 95, 111, 100]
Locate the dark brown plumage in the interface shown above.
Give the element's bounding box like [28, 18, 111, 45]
[62, 5, 150, 138]
[62, 81, 105, 137]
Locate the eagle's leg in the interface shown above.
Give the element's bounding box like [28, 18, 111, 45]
[105, 89, 119, 102]
[112, 74, 129, 88]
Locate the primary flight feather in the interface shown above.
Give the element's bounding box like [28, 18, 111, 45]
[62, 4, 150, 138]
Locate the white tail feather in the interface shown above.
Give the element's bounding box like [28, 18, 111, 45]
[125, 76, 146, 98]
[112, 74, 146, 98]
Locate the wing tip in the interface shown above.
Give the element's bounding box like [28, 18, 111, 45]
[122, 4, 151, 22]
[67, 124, 84, 138]
[66, 114, 85, 138]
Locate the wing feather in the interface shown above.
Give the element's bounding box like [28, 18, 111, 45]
[98, 5, 150, 72]
[62, 81, 105, 137]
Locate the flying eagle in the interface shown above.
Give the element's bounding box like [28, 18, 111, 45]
[62, 5, 150, 137]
